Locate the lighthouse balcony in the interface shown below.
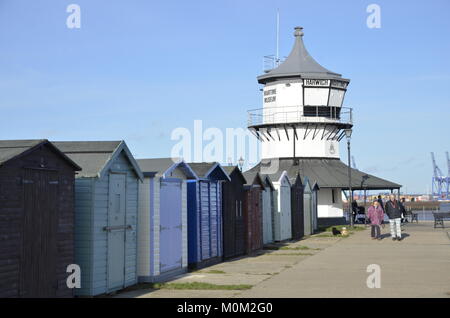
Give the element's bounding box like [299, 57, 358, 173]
[247, 105, 353, 129]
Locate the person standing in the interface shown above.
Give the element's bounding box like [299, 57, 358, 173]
[367, 200, 384, 240]
[377, 195, 385, 212]
[384, 194, 403, 241]
[400, 197, 407, 223]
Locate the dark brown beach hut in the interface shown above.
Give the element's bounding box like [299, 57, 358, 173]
[291, 173, 305, 240]
[0, 140, 80, 298]
[243, 172, 265, 254]
[221, 166, 247, 260]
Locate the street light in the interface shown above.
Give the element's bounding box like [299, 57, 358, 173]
[238, 156, 245, 171]
[345, 128, 353, 227]
[361, 174, 370, 226]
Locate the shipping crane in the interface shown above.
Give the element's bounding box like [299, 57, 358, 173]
[431, 152, 448, 200]
[446, 151, 450, 199]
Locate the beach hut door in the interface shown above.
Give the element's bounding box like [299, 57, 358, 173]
[160, 180, 182, 272]
[107, 173, 126, 290]
[20, 169, 58, 297]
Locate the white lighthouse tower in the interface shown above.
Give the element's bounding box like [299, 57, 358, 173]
[248, 26, 353, 160]
[246, 26, 401, 223]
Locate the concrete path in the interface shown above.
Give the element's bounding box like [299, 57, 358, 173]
[237, 222, 450, 298]
[116, 222, 450, 298]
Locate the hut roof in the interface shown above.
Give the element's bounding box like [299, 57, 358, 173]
[136, 158, 197, 179]
[0, 139, 81, 170]
[188, 162, 230, 181]
[53, 140, 142, 180]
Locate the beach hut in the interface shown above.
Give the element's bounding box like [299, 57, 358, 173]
[187, 162, 230, 269]
[303, 177, 314, 236]
[53, 141, 143, 296]
[244, 171, 275, 246]
[221, 166, 247, 260]
[312, 182, 320, 232]
[243, 172, 265, 254]
[261, 175, 275, 244]
[291, 173, 304, 240]
[270, 171, 292, 241]
[136, 158, 197, 282]
[0, 140, 80, 298]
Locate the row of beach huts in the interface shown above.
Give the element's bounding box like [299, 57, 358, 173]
[0, 139, 319, 297]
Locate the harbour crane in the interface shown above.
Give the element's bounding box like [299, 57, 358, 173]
[446, 151, 450, 198]
[431, 152, 448, 200]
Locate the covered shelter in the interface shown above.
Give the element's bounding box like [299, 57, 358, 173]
[246, 158, 401, 226]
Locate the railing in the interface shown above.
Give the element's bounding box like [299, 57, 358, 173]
[247, 105, 353, 127]
[263, 55, 286, 73]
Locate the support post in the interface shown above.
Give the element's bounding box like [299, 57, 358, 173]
[347, 139, 353, 227]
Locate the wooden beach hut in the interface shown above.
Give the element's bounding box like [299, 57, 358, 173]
[291, 173, 305, 240]
[53, 141, 143, 296]
[261, 175, 275, 245]
[303, 177, 314, 236]
[243, 172, 265, 254]
[136, 158, 197, 282]
[0, 140, 80, 298]
[270, 171, 292, 241]
[221, 166, 247, 260]
[187, 162, 230, 269]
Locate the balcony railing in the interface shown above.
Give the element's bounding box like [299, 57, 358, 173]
[247, 105, 353, 127]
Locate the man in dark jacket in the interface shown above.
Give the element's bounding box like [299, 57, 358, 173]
[400, 198, 407, 223]
[384, 194, 403, 241]
[377, 195, 384, 212]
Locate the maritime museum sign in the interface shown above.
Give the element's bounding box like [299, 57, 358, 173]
[303, 79, 348, 89]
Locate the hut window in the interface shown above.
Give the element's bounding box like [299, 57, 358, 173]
[331, 189, 336, 204]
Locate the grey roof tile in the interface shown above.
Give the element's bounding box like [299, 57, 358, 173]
[245, 158, 401, 190]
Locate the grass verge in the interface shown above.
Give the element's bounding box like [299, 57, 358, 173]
[153, 282, 252, 290]
[270, 252, 314, 256]
[202, 270, 226, 274]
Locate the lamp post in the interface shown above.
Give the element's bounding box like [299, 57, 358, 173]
[345, 128, 353, 227]
[361, 174, 370, 226]
[238, 156, 244, 171]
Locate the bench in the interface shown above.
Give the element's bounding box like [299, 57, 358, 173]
[432, 212, 450, 228]
[404, 211, 418, 223]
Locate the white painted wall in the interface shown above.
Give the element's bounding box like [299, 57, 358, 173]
[317, 188, 344, 218]
[261, 126, 340, 159]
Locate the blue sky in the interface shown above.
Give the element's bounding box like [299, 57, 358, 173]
[1, 0, 449, 194]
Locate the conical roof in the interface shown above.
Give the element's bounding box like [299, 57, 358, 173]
[257, 27, 348, 84]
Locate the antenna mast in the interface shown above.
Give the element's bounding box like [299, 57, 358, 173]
[276, 9, 280, 66]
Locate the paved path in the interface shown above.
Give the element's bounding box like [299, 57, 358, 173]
[237, 222, 450, 298]
[117, 222, 450, 298]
